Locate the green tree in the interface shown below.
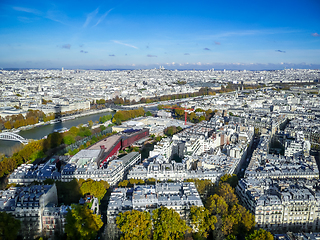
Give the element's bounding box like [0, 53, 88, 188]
[152, 207, 190, 240]
[216, 183, 238, 206]
[69, 126, 79, 136]
[219, 174, 238, 188]
[146, 111, 152, 116]
[78, 128, 92, 137]
[189, 206, 217, 238]
[199, 116, 206, 122]
[116, 210, 152, 240]
[184, 179, 213, 197]
[99, 180, 110, 189]
[164, 126, 177, 136]
[146, 178, 156, 184]
[245, 229, 273, 240]
[0, 212, 21, 240]
[65, 204, 103, 240]
[56, 179, 82, 205]
[205, 194, 229, 216]
[63, 135, 76, 145]
[99, 114, 112, 123]
[100, 125, 106, 131]
[175, 109, 184, 117]
[129, 178, 144, 185]
[118, 180, 129, 187]
[226, 235, 236, 240]
[80, 179, 107, 201]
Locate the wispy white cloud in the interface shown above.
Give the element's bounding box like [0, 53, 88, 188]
[199, 28, 300, 40]
[83, 8, 99, 28]
[46, 11, 69, 26]
[112, 40, 138, 49]
[93, 8, 113, 27]
[312, 33, 320, 37]
[17, 16, 35, 23]
[12, 6, 41, 15]
[12, 5, 69, 26]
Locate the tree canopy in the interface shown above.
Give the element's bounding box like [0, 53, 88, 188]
[245, 229, 273, 240]
[99, 114, 112, 123]
[112, 108, 145, 125]
[219, 174, 238, 188]
[65, 204, 103, 240]
[164, 126, 183, 136]
[184, 179, 214, 199]
[80, 179, 108, 201]
[204, 182, 256, 239]
[152, 206, 190, 240]
[116, 210, 152, 240]
[112, 180, 271, 240]
[0, 212, 21, 240]
[189, 206, 217, 238]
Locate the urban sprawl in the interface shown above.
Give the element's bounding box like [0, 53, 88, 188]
[1, 68, 320, 240]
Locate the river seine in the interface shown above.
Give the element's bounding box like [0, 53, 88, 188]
[0, 111, 114, 156]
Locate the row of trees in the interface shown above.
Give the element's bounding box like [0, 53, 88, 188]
[0, 110, 49, 130]
[92, 87, 219, 109]
[112, 108, 145, 125]
[118, 178, 155, 187]
[92, 83, 266, 110]
[99, 114, 113, 123]
[0, 107, 89, 130]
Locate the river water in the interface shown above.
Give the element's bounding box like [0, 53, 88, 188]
[0, 111, 115, 156]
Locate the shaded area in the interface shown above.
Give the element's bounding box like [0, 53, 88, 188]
[171, 153, 182, 163]
[55, 179, 82, 205]
[141, 142, 155, 160]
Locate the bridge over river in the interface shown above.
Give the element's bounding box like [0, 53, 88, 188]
[0, 132, 29, 144]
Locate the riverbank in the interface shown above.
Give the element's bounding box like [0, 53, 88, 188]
[0, 110, 115, 156]
[4, 108, 114, 133]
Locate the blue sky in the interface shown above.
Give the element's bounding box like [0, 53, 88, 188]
[0, 0, 319, 69]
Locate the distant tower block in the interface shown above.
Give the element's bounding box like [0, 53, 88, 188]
[62, 67, 64, 71]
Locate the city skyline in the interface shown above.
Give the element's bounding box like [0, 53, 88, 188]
[0, 0, 320, 70]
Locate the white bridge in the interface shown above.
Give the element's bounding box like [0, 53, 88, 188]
[0, 132, 29, 144]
